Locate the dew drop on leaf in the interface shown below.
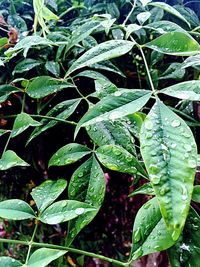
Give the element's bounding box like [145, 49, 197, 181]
[75, 208, 85, 215]
[171, 120, 181, 128]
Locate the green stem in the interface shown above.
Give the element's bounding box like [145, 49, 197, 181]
[122, 0, 137, 26]
[0, 238, 129, 267]
[2, 133, 11, 156]
[59, 6, 86, 19]
[25, 223, 39, 264]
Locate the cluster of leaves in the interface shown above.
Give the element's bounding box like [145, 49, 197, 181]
[0, 0, 200, 266]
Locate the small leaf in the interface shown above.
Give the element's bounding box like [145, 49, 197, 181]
[140, 100, 197, 237]
[137, 12, 151, 25]
[13, 59, 42, 74]
[27, 248, 66, 267]
[49, 143, 92, 167]
[95, 78, 118, 98]
[0, 199, 35, 220]
[130, 198, 174, 261]
[145, 32, 200, 56]
[40, 200, 96, 224]
[92, 60, 126, 77]
[0, 150, 29, 170]
[67, 156, 106, 245]
[45, 61, 60, 77]
[182, 55, 200, 69]
[66, 40, 135, 76]
[145, 20, 188, 34]
[0, 85, 20, 103]
[125, 24, 142, 39]
[11, 113, 41, 138]
[192, 185, 200, 203]
[129, 183, 155, 197]
[75, 89, 151, 136]
[0, 129, 10, 137]
[159, 63, 185, 80]
[161, 80, 200, 101]
[96, 145, 146, 176]
[27, 76, 74, 98]
[0, 257, 22, 266]
[31, 179, 67, 213]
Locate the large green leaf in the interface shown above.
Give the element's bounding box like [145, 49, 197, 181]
[13, 58, 42, 74]
[148, 2, 190, 26]
[75, 89, 151, 136]
[0, 150, 29, 170]
[0, 85, 20, 103]
[49, 143, 92, 167]
[130, 198, 174, 261]
[0, 257, 22, 267]
[40, 200, 96, 224]
[27, 98, 81, 144]
[67, 156, 106, 245]
[31, 179, 67, 213]
[27, 248, 66, 267]
[140, 100, 197, 238]
[168, 208, 200, 267]
[26, 76, 74, 98]
[145, 32, 200, 56]
[0, 199, 35, 220]
[65, 40, 135, 76]
[161, 80, 200, 101]
[11, 113, 41, 138]
[145, 20, 188, 34]
[96, 145, 146, 177]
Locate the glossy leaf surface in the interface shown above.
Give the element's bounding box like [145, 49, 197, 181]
[0, 257, 22, 267]
[0, 199, 35, 220]
[0, 150, 29, 170]
[13, 59, 42, 74]
[31, 179, 67, 213]
[140, 100, 197, 237]
[129, 183, 155, 197]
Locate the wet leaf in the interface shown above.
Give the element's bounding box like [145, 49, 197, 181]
[140, 100, 197, 238]
[0, 150, 29, 170]
[27, 76, 74, 98]
[92, 60, 125, 77]
[182, 55, 200, 69]
[94, 78, 118, 98]
[130, 198, 174, 261]
[0, 85, 20, 103]
[27, 248, 66, 267]
[67, 156, 106, 245]
[13, 58, 42, 74]
[49, 143, 92, 167]
[145, 21, 187, 34]
[0, 257, 22, 266]
[145, 32, 200, 56]
[137, 12, 151, 25]
[129, 183, 155, 197]
[45, 61, 60, 77]
[159, 63, 185, 80]
[0, 199, 35, 220]
[11, 113, 41, 138]
[75, 89, 151, 136]
[161, 80, 200, 101]
[31, 179, 67, 213]
[66, 40, 135, 76]
[40, 200, 96, 224]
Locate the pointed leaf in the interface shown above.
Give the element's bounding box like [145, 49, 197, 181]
[129, 183, 155, 197]
[49, 143, 92, 167]
[96, 145, 146, 177]
[11, 113, 41, 138]
[182, 55, 200, 69]
[0, 129, 10, 137]
[0, 199, 35, 220]
[13, 58, 42, 74]
[130, 198, 174, 261]
[45, 61, 60, 77]
[67, 156, 106, 245]
[0, 257, 22, 266]
[31, 179, 67, 213]
[27, 76, 74, 98]
[161, 80, 200, 101]
[145, 20, 187, 34]
[159, 63, 185, 80]
[140, 100, 197, 237]
[0, 150, 29, 170]
[145, 32, 200, 56]
[0, 85, 20, 103]
[66, 40, 135, 76]
[92, 60, 126, 77]
[40, 200, 97, 224]
[27, 248, 66, 267]
[75, 89, 151, 136]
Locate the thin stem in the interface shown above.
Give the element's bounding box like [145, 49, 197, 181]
[2, 133, 11, 156]
[21, 93, 26, 113]
[191, 25, 200, 32]
[25, 222, 39, 264]
[0, 238, 129, 267]
[70, 77, 91, 106]
[122, 0, 137, 26]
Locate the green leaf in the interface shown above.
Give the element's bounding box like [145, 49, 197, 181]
[94, 78, 118, 98]
[125, 112, 146, 139]
[27, 98, 81, 144]
[40, 200, 97, 224]
[66, 40, 135, 76]
[137, 11, 151, 25]
[0, 199, 35, 220]
[192, 185, 200, 203]
[11, 113, 41, 138]
[145, 32, 200, 56]
[130, 198, 174, 261]
[13, 58, 42, 74]
[129, 183, 155, 197]
[0, 85, 20, 103]
[75, 89, 151, 136]
[49, 143, 92, 167]
[159, 63, 185, 80]
[145, 20, 188, 34]
[0, 257, 22, 266]
[92, 60, 126, 77]
[148, 2, 190, 27]
[0, 150, 29, 170]
[0, 129, 10, 137]
[168, 208, 200, 267]
[96, 145, 146, 176]
[27, 248, 66, 267]
[31, 179, 67, 213]
[182, 55, 200, 69]
[125, 24, 142, 39]
[86, 120, 136, 155]
[140, 100, 197, 238]
[27, 76, 74, 98]
[67, 156, 106, 245]
[161, 80, 200, 101]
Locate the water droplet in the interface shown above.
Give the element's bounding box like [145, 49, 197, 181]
[181, 185, 188, 201]
[145, 120, 153, 130]
[188, 159, 196, 168]
[75, 207, 85, 215]
[172, 229, 180, 241]
[133, 228, 141, 243]
[184, 144, 192, 152]
[171, 143, 177, 149]
[171, 120, 181, 128]
[96, 117, 103, 122]
[78, 172, 84, 177]
[114, 91, 122, 96]
[150, 174, 161, 185]
[149, 164, 159, 174]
